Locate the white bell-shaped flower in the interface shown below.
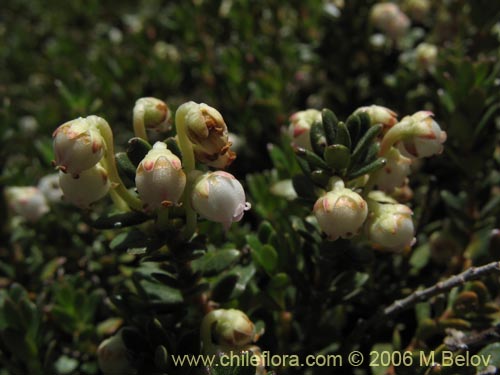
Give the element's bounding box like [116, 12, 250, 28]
[381, 111, 447, 158]
[37, 173, 63, 203]
[191, 171, 251, 230]
[366, 192, 415, 250]
[313, 182, 368, 241]
[135, 142, 186, 210]
[5, 186, 49, 222]
[52, 116, 105, 177]
[373, 147, 412, 192]
[59, 164, 110, 208]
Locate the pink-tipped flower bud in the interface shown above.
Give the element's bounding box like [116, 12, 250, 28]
[59, 164, 110, 208]
[366, 192, 415, 250]
[397, 111, 446, 158]
[381, 111, 446, 158]
[373, 147, 412, 192]
[370, 3, 410, 41]
[135, 142, 186, 210]
[97, 329, 134, 375]
[208, 309, 256, 347]
[182, 102, 236, 168]
[52, 116, 105, 176]
[191, 171, 251, 230]
[354, 105, 398, 130]
[288, 109, 322, 151]
[5, 186, 49, 222]
[134, 97, 171, 133]
[313, 182, 368, 241]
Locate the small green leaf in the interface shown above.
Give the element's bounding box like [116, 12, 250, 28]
[321, 108, 338, 145]
[127, 137, 152, 166]
[309, 121, 327, 156]
[349, 124, 382, 169]
[324, 144, 351, 171]
[109, 230, 148, 252]
[191, 249, 241, 276]
[334, 122, 351, 149]
[476, 343, 500, 371]
[259, 245, 278, 273]
[115, 152, 137, 183]
[296, 147, 328, 170]
[348, 157, 386, 179]
[345, 115, 361, 145]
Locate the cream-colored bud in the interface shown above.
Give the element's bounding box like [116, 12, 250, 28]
[5, 186, 49, 222]
[313, 183, 368, 241]
[208, 309, 256, 347]
[366, 193, 415, 250]
[381, 111, 446, 158]
[373, 147, 412, 192]
[182, 102, 236, 168]
[97, 329, 135, 375]
[191, 171, 250, 230]
[397, 111, 446, 158]
[52, 116, 105, 176]
[37, 173, 63, 203]
[288, 109, 322, 151]
[134, 97, 171, 133]
[415, 43, 438, 71]
[354, 105, 398, 129]
[370, 3, 410, 41]
[59, 164, 110, 208]
[135, 142, 186, 210]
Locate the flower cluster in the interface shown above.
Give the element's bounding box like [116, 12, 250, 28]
[288, 105, 446, 251]
[51, 99, 250, 231]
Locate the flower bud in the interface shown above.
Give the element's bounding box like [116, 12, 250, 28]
[405, 0, 431, 22]
[59, 164, 110, 208]
[37, 173, 63, 203]
[97, 329, 134, 375]
[381, 111, 446, 158]
[288, 109, 322, 151]
[134, 97, 171, 133]
[366, 193, 415, 250]
[182, 102, 235, 168]
[397, 112, 446, 158]
[191, 171, 250, 230]
[415, 43, 438, 71]
[370, 3, 410, 41]
[52, 116, 105, 176]
[5, 186, 49, 222]
[313, 184, 368, 241]
[208, 309, 256, 347]
[354, 105, 398, 129]
[373, 147, 412, 192]
[135, 142, 186, 210]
